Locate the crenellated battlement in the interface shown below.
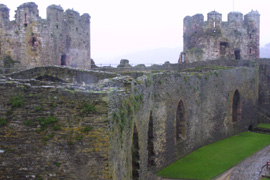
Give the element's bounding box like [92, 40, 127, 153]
[181, 10, 260, 63]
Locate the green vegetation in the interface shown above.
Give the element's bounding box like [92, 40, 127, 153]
[3, 55, 19, 68]
[81, 102, 96, 114]
[257, 123, 270, 129]
[83, 126, 93, 133]
[53, 124, 61, 131]
[0, 118, 7, 126]
[37, 116, 58, 131]
[76, 135, 83, 140]
[158, 132, 270, 180]
[34, 106, 42, 112]
[23, 120, 33, 126]
[9, 95, 25, 108]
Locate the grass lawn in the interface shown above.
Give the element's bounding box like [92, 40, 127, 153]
[257, 123, 270, 129]
[157, 132, 270, 180]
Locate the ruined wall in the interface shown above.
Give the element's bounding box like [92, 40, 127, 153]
[0, 64, 259, 180]
[181, 10, 260, 63]
[0, 2, 90, 71]
[0, 78, 110, 179]
[106, 66, 258, 179]
[151, 67, 258, 170]
[258, 59, 270, 122]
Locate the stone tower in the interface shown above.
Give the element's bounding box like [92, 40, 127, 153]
[180, 10, 260, 63]
[0, 2, 91, 70]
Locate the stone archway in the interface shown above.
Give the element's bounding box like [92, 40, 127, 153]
[175, 100, 186, 142]
[147, 111, 155, 168]
[232, 90, 241, 122]
[132, 125, 140, 180]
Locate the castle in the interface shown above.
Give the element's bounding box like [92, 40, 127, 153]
[0, 4, 269, 180]
[0, 2, 91, 70]
[180, 10, 260, 63]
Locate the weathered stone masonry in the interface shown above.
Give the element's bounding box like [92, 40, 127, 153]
[180, 11, 260, 63]
[0, 61, 262, 180]
[0, 2, 91, 71]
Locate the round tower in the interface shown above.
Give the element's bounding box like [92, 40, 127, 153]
[228, 12, 243, 24]
[15, 2, 39, 27]
[47, 5, 64, 23]
[0, 4, 10, 29]
[183, 14, 204, 51]
[207, 11, 222, 27]
[244, 10, 260, 58]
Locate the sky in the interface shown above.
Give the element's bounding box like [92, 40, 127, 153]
[1, 0, 270, 65]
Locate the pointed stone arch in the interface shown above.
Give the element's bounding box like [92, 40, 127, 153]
[147, 111, 155, 168]
[232, 89, 241, 122]
[132, 125, 140, 180]
[175, 99, 186, 142]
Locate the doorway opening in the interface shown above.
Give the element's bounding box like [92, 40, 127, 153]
[61, 54, 66, 66]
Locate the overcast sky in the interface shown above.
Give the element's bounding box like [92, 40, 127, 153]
[1, 0, 270, 65]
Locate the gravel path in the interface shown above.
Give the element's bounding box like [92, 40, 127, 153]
[229, 145, 270, 180]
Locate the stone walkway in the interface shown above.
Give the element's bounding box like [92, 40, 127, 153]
[228, 145, 270, 180]
[162, 145, 270, 180]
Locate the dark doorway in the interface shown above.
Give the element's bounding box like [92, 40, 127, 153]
[147, 111, 155, 168]
[234, 50, 241, 60]
[132, 126, 140, 180]
[248, 125, 253, 131]
[61, 55, 66, 66]
[175, 100, 186, 142]
[220, 42, 228, 56]
[232, 90, 241, 122]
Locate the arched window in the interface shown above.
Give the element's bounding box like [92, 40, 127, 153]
[175, 100, 186, 142]
[147, 111, 155, 168]
[232, 90, 241, 122]
[132, 126, 140, 180]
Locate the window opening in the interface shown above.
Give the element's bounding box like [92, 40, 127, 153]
[181, 53, 185, 63]
[24, 13, 28, 27]
[232, 90, 241, 122]
[234, 50, 241, 60]
[132, 126, 140, 180]
[175, 100, 186, 142]
[249, 48, 252, 54]
[213, 21, 216, 28]
[220, 42, 228, 56]
[147, 111, 155, 168]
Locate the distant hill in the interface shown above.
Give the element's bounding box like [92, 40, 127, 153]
[260, 43, 270, 58]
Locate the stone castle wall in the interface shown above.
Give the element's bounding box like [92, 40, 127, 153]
[181, 10, 260, 63]
[0, 64, 259, 180]
[0, 2, 91, 71]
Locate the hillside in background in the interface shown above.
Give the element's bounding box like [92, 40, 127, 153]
[261, 43, 270, 58]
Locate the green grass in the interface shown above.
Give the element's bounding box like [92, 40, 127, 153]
[157, 132, 270, 180]
[257, 123, 270, 129]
